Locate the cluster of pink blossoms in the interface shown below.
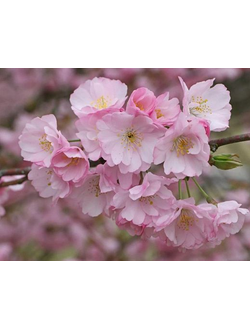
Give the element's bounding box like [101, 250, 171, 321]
[19, 77, 249, 250]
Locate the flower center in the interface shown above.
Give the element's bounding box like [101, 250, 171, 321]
[135, 102, 144, 111]
[139, 196, 154, 205]
[177, 210, 197, 231]
[68, 157, 81, 167]
[171, 136, 194, 157]
[119, 127, 143, 150]
[39, 134, 53, 153]
[91, 95, 112, 110]
[155, 109, 163, 119]
[87, 176, 101, 197]
[190, 96, 212, 116]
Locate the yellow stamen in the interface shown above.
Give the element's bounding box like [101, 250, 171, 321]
[139, 196, 154, 205]
[171, 136, 194, 157]
[68, 158, 81, 167]
[119, 127, 143, 151]
[155, 109, 163, 119]
[135, 102, 144, 111]
[190, 96, 212, 116]
[177, 209, 197, 231]
[91, 96, 112, 110]
[39, 134, 53, 153]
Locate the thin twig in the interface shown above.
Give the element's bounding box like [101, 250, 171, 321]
[209, 133, 250, 152]
[0, 167, 31, 179]
[0, 176, 28, 188]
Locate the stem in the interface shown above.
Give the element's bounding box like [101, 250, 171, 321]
[68, 139, 81, 143]
[178, 180, 183, 199]
[192, 177, 217, 204]
[0, 176, 28, 188]
[185, 177, 191, 198]
[209, 133, 250, 152]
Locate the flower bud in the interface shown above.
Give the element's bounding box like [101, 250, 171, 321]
[210, 154, 242, 170]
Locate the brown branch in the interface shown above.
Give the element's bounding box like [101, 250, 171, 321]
[1, 133, 250, 188]
[0, 176, 28, 188]
[0, 167, 31, 179]
[209, 133, 250, 152]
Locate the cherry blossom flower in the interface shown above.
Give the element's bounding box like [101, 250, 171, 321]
[97, 112, 165, 173]
[156, 198, 215, 250]
[95, 163, 140, 192]
[28, 164, 72, 202]
[70, 77, 127, 117]
[154, 113, 210, 178]
[74, 173, 114, 217]
[126, 87, 156, 116]
[179, 77, 232, 132]
[150, 92, 181, 126]
[209, 201, 249, 246]
[19, 114, 69, 167]
[112, 173, 176, 226]
[51, 146, 89, 185]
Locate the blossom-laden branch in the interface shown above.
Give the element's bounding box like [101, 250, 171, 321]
[209, 133, 250, 152]
[1, 133, 250, 188]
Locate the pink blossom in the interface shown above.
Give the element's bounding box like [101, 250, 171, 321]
[150, 92, 181, 126]
[74, 173, 114, 217]
[19, 114, 69, 167]
[95, 163, 140, 192]
[51, 146, 89, 185]
[70, 77, 127, 117]
[97, 112, 165, 173]
[115, 215, 145, 236]
[75, 110, 121, 161]
[154, 113, 210, 178]
[179, 77, 232, 132]
[126, 87, 156, 116]
[28, 164, 72, 202]
[156, 198, 215, 250]
[112, 173, 176, 226]
[209, 201, 249, 246]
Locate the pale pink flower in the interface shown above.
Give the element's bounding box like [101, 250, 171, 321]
[74, 173, 114, 217]
[115, 216, 146, 236]
[28, 164, 72, 202]
[70, 77, 127, 117]
[150, 92, 181, 126]
[112, 173, 176, 226]
[19, 114, 69, 167]
[209, 201, 249, 246]
[51, 146, 89, 185]
[154, 113, 210, 178]
[97, 112, 165, 174]
[95, 163, 140, 192]
[179, 77, 232, 132]
[75, 110, 121, 161]
[156, 198, 215, 250]
[126, 87, 156, 116]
